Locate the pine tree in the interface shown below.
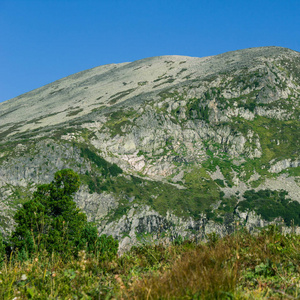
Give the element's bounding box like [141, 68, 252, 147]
[10, 169, 118, 259]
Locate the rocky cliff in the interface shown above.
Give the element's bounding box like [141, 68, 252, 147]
[0, 46, 299, 251]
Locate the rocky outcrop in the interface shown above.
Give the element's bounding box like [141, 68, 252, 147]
[269, 159, 300, 173]
[0, 47, 299, 250]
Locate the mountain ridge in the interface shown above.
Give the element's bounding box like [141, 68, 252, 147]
[1, 46, 298, 137]
[0, 46, 299, 251]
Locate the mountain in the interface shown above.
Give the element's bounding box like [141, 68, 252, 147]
[0, 46, 299, 251]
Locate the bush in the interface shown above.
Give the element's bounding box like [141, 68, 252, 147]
[10, 169, 86, 257]
[10, 169, 118, 260]
[238, 189, 300, 226]
[78, 224, 118, 260]
[96, 234, 119, 260]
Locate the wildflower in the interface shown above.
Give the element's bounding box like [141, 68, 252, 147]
[20, 274, 27, 281]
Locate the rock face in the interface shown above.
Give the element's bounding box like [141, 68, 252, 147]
[0, 46, 299, 251]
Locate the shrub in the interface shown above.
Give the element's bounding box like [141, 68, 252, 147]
[10, 169, 118, 260]
[96, 234, 119, 260]
[11, 169, 86, 257]
[238, 189, 300, 225]
[77, 224, 118, 260]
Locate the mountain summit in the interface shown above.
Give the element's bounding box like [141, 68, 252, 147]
[0, 47, 299, 250]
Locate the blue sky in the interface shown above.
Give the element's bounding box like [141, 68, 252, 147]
[0, 0, 299, 103]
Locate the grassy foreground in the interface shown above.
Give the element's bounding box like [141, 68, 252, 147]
[1, 226, 300, 299]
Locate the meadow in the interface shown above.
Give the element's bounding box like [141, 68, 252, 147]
[1, 225, 300, 299]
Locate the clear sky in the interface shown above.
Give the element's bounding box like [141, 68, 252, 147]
[0, 0, 299, 103]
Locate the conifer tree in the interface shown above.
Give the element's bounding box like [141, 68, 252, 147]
[10, 169, 118, 258]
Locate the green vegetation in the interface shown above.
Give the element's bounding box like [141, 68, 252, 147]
[237, 100, 257, 112]
[238, 189, 300, 226]
[158, 89, 186, 102]
[186, 97, 210, 122]
[138, 81, 147, 86]
[113, 167, 222, 221]
[214, 178, 225, 187]
[1, 227, 300, 299]
[75, 142, 298, 227]
[84, 171, 221, 222]
[66, 108, 84, 117]
[182, 167, 222, 215]
[104, 108, 137, 137]
[76, 142, 223, 221]
[153, 77, 175, 88]
[213, 195, 238, 220]
[80, 165, 223, 222]
[8, 169, 118, 260]
[203, 155, 237, 187]
[108, 88, 136, 104]
[176, 67, 187, 76]
[233, 116, 299, 162]
[80, 146, 122, 177]
[196, 113, 299, 182]
[284, 166, 300, 177]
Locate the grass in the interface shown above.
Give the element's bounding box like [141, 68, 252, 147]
[97, 171, 221, 222]
[202, 155, 237, 187]
[104, 108, 137, 137]
[199, 115, 300, 182]
[231, 116, 299, 163]
[1, 226, 300, 299]
[131, 240, 238, 299]
[106, 168, 222, 221]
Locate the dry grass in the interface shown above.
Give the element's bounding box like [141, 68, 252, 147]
[1, 227, 300, 299]
[128, 241, 238, 299]
[123, 227, 300, 299]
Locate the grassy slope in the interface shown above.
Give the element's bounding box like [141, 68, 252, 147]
[1, 226, 300, 299]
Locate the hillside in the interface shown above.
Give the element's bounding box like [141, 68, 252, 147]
[0, 46, 299, 251]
